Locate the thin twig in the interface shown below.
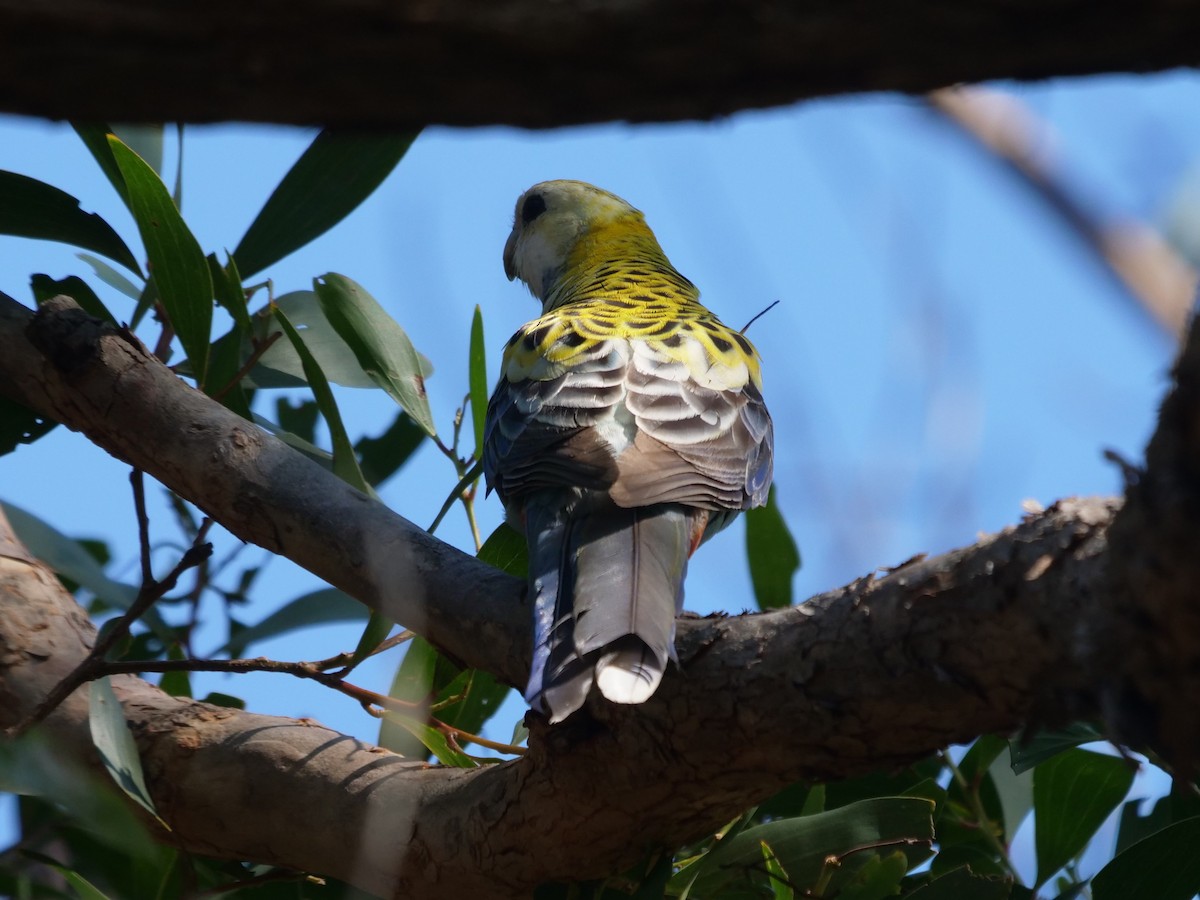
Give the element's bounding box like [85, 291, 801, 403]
[211, 330, 283, 402]
[5, 519, 214, 738]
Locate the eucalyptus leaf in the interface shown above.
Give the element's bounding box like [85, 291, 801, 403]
[0, 395, 57, 456]
[1033, 749, 1135, 887]
[224, 587, 367, 657]
[234, 128, 419, 277]
[0, 170, 140, 274]
[273, 306, 372, 493]
[1092, 817, 1200, 900]
[314, 274, 437, 437]
[108, 135, 213, 385]
[682, 797, 934, 898]
[88, 677, 161, 822]
[78, 252, 143, 301]
[469, 305, 489, 453]
[32, 273, 116, 325]
[745, 485, 800, 609]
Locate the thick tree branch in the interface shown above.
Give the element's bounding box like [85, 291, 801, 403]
[2, 292, 1199, 895]
[0, 1, 1195, 128]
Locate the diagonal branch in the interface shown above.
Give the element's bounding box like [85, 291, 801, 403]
[2, 291, 1200, 895]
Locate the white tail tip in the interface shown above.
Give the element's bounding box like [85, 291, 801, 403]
[595, 649, 663, 705]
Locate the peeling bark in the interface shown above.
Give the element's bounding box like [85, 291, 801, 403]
[0, 1, 1195, 128]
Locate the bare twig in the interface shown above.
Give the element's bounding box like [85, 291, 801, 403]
[5, 517, 214, 738]
[211, 330, 283, 402]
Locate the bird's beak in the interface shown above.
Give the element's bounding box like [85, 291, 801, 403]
[503, 229, 519, 281]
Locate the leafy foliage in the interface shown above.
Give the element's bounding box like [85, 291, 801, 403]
[0, 125, 1192, 899]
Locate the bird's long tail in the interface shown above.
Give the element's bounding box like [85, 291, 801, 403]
[523, 499, 693, 723]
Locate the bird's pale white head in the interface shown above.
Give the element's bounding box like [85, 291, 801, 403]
[503, 180, 643, 305]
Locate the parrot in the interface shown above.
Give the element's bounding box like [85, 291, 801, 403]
[483, 180, 774, 723]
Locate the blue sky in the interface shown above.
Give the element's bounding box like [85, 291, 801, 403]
[1, 71, 1195, 876]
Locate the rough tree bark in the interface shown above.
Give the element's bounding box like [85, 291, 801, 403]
[0, 0, 1195, 128]
[0, 290, 1198, 897]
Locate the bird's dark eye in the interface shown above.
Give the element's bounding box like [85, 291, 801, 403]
[521, 193, 547, 225]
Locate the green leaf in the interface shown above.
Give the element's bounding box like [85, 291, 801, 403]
[0, 395, 56, 457]
[1117, 790, 1200, 854]
[314, 274, 437, 437]
[224, 588, 367, 657]
[2, 502, 139, 610]
[759, 841, 794, 900]
[0, 170, 141, 274]
[31, 273, 116, 325]
[682, 797, 934, 898]
[837, 850, 907, 900]
[108, 135, 213, 386]
[233, 128, 419, 277]
[207, 252, 251, 331]
[200, 692, 246, 710]
[903, 866, 1012, 900]
[348, 611, 394, 669]
[273, 305, 371, 493]
[78, 252, 144, 300]
[203, 318, 252, 419]
[158, 643, 191, 698]
[73, 123, 130, 209]
[1092, 817, 1200, 900]
[113, 125, 164, 177]
[379, 710, 477, 768]
[57, 867, 115, 900]
[989, 748, 1034, 844]
[744, 485, 800, 609]
[1033, 748, 1135, 887]
[477, 523, 529, 578]
[1009, 722, 1104, 774]
[378, 637, 509, 759]
[245, 290, 432, 389]
[469, 305, 489, 453]
[355, 410, 426, 487]
[88, 677, 162, 822]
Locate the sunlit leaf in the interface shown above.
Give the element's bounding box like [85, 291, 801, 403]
[379, 708, 477, 768]
[77, 252, 144, 301]
[89, 677, 162, 822]
[0, 170, 140, 274]
[113, 125, 164, 177]
[745, 485, 800, 609]
[246, 290, 431, 389]
[760, 840, 794, 900]
[1034, 749, 1135, 887]
[108, 135, 213, 385]
[314, 274, 437, 437]
[233, 128, 419, 277]
[681, 797, 934, 898]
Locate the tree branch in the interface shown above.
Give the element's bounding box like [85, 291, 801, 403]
[0, 0, 1195, 128]
[2, 291, 1199, 895]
